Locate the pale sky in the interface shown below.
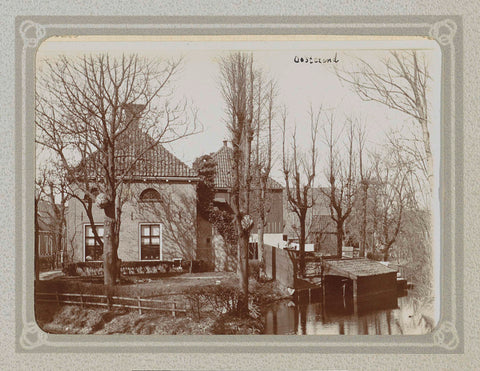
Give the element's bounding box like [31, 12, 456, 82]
[36, 35, 441, 185]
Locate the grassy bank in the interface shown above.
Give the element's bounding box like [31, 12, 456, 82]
[36, 303, 220, 335]
[35, 273, 288, 335]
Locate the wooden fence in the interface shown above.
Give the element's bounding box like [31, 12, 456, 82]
[35, 292, 186, 316]
[264, 245, 297, 288]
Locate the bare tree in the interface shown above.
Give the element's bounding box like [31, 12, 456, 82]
[35, 163, 70, 278]
[369, 147, 415, 261]
[36, 54, 196, 288]
[321, 115, 357, 258]
[34, 168, 49, 281]
[282, 107, 320, 277]
[356, 123, 370, 258]
[219, 52, 257, 314]
[252, 79, 277, 267]
[336, 50, 433, 194]
[45, 175, 68, 267]
[386, 130, 431, 209]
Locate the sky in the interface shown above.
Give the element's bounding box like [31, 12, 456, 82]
[36, 35, 441, 185]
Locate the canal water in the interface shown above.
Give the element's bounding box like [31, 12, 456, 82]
[263, 290, 435, 335]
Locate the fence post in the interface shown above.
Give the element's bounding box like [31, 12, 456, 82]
[137, 297, 142, 315]
[172, 302, 176, 317]
[272, 245, 276, 281]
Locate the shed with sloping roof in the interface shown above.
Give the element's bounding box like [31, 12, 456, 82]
[321, 257, 398, 304]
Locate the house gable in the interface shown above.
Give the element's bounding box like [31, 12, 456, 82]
[210, 141, 284, 238]
[65, 105, 199, 264]
[211, 140, 283, 191]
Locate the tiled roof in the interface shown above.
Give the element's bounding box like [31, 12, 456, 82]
[75, 103, 197, 180]
[81, 127, 197, 180]
[117, 130, 197, 178]
[211, 142, 283, 190]
[211, 143, 234, 188]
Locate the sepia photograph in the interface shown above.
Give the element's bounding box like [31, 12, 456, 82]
[33, 35, 440, 336]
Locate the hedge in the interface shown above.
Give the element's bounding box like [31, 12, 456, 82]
[63, 259, 215, 277]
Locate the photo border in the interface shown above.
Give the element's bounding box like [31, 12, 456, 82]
[15, 15, 463, 353]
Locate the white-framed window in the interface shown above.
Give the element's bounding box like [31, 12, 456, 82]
[84, 224, 104, 261]
[139, 223, 162, 260]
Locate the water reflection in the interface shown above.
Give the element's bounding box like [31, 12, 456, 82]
[263, 291, 433, 335]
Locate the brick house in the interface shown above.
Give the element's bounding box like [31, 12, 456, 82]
[200, 141, 284, 270]
[65, 109, 200, 264]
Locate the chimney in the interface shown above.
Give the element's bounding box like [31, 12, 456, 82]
[223, 140, 228, 148]
[123, 103, 145, 128]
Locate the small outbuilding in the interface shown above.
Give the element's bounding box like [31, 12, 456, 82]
[321, 258, 398, 304]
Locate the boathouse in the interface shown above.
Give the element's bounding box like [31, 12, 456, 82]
[321, 258, 398, 303]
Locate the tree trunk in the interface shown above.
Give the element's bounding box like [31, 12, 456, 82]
[383, 244, 391, 262]
[258, 221, 265, 267]
[103, 202, 119, 286]
[237, 230, 249, 315]
[34, 201, 40, 282]
[336, 224, 343, 258]
[360, 183, 368, 258]
[298, 212, 306, 277]
[419, 117, 434, 196]
[55, 232, 63, 269]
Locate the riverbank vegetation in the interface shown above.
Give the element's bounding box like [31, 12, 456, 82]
[35, 273, 289, 335]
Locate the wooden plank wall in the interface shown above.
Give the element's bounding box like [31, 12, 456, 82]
[264, 244, 296, 288]
[357, 273, 397, 298]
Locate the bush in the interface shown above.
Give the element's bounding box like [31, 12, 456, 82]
[63, 259, 215, 277]
[39, 256, 56, 271]
[63, 261, 174, 277]
[248, 260, 263, 281]
[184, 283, 243, 321]
[209, 313, 263, 335]
[63, 263, 77, 276]
[366, 251, 384, 261]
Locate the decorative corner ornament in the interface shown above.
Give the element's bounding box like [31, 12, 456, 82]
[19, 20, 46, 48]
[429, 19, 458, 46]
[19, 321, 48, 350]
[433, 321, 459, 350]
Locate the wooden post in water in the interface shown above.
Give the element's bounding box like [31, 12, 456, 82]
[137, 297, 142, 315]
[272, 245, 276, 281]
[321, 261, 326, 310]
[352, 279, 358, 316]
